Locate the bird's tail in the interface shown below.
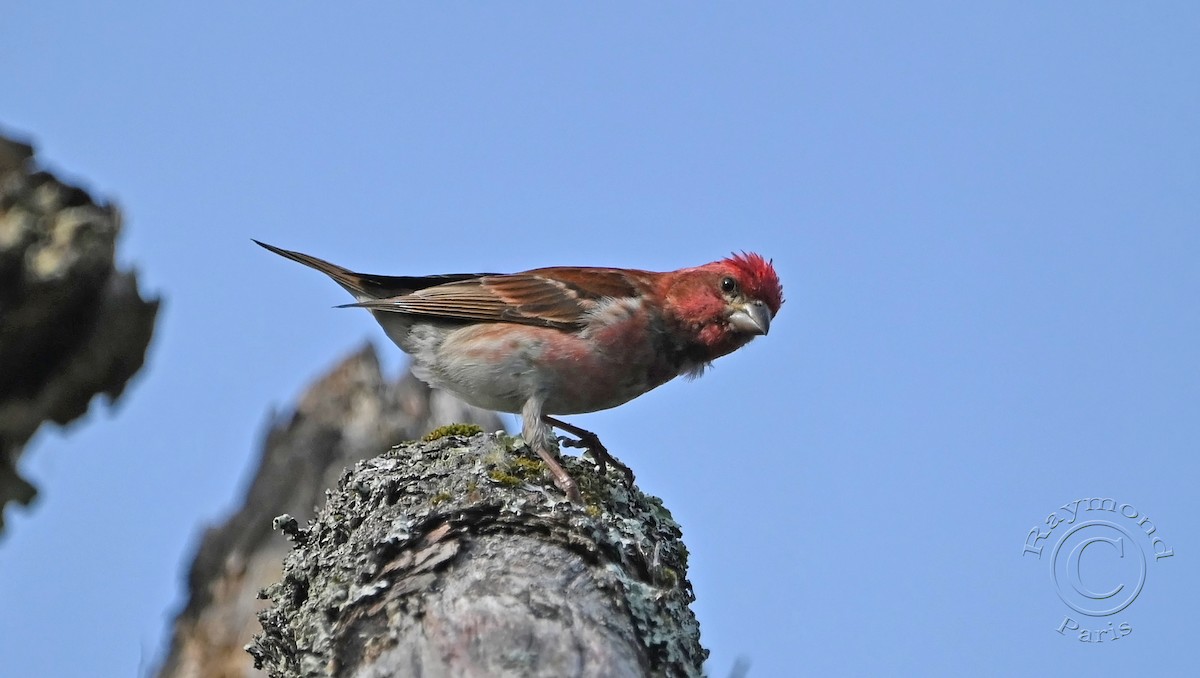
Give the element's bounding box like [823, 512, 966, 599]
[255, 239, 496, 302]
[253, 239, 375, 299]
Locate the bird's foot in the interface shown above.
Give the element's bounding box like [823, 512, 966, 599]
[543, 415, 635, 490]
[559, 432, 635, 489]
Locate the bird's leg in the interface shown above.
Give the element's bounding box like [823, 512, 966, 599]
[531, 444, 583, 505]
[523, 399, 583, 504]
[543, 415, 635, 488]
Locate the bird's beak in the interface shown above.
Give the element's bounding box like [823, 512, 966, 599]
[729, 300, 772, 336]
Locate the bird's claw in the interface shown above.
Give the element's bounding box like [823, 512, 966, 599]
[574, 437, 635, 488]
[546, 417, 635, 489]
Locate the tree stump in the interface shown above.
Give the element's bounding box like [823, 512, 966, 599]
[249, 431, 707, 677]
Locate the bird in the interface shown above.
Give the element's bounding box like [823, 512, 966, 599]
[255, 240, 783, 504]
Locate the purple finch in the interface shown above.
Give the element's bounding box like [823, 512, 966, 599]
[256, 241, 783, 503]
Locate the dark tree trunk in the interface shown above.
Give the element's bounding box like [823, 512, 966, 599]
[248, 431, 707, 678]
[0, 131, 159, 532]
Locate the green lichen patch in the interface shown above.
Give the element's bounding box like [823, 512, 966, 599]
[510, 457, 546, 477]
[483, 445, 550, 490]
[422, 423, 484, 442]
[487, 470, 523, 487]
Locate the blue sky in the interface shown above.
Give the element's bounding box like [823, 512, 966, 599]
[2, 3, 1197, 676]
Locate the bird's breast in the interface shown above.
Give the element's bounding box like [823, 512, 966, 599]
[420, 299, 690, 415]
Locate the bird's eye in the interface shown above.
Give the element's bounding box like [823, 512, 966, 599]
[720, 277, 738, 294]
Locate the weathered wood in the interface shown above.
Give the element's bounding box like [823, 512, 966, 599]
[156, 346, 503, 678]
[249, 432, 707, 677]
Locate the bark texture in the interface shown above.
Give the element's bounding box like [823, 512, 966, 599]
[248, 431, 707, 678]
[156, 345, 503, 678]
[0, 132, 159, 531]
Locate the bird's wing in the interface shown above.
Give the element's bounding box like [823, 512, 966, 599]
[346, 267, 650, 330]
